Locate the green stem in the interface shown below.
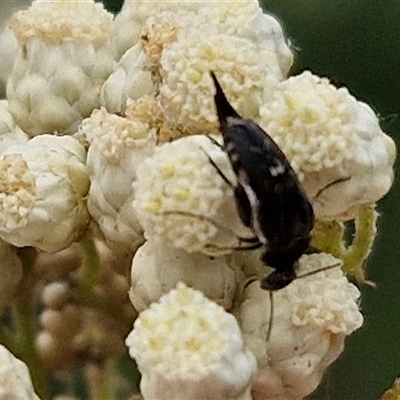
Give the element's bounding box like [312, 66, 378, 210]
[79, 235, 101, 293]
[311, 218, 345, 256]
[311, 205, 378, 283]
[85, 362, 115, 400]
[76, 236, 131, 329]
[0, 329, 13, 349]
[341, 205, 378, 281]
[76, 286, 132, 329]
[12, 247, 50, 400]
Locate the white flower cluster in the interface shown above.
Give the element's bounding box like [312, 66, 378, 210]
[133, 134, 253, 255]
[0, 100, 28, 153]
[259, 71, 396, 218]
[7, 0, 114, 136]
[129, 239, 237, 312]
[0, 345, 40, 400]
[0, 0, 31, 97]
[78, 107, 156, 252]
[0, 0, 395, 399]
[100, 44, 155, 113]
[104, 0, 291, 137]
[237, 254, 363, 400]
[126, 282, 257, 400]
[127, 250, 363, 400]
[0, 134, 89, 253]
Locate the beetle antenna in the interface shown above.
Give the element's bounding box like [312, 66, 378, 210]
[296, 262, 342, 280]
[266, 290, 274, 341]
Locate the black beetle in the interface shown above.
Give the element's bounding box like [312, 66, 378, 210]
[211, 72, 315, 291]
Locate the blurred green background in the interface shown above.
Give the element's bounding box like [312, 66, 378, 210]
[101, 1, 400, 399]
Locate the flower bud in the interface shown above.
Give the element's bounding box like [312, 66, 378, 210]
[0, 135, 90, 252]
[126, 282, 257, 400]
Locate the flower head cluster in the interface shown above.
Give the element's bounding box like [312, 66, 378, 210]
[260, 71, 359, 179]
[78, 107, 156, 252]
[126, 282, 257, 400]
[112, 0, 199, 59]
[259, 71, 396, 218]
[10, 0, 113, 46]
[139, 11, 193, 64]
[159, 31, 281, 136]
[287, 254, 363, 334]
[7, 0, 115, 136]
[0, 345, 40, 400]
[112, 0, 285, 62]
[0, 1, 31, 96]
[237, 253, 363, 400]
[0, 1, 395, 399]
[129, 239, 236, 312]
[100, 44, 155, 113]
[133, 134, 253, 255]
[0, 100, 28, 154]
[0, 135, 89, 252]
[102, 2, 392, 396]
[106, 0, 290, 137]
